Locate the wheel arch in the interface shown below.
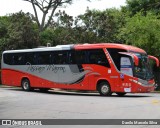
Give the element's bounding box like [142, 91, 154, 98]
[96, 79, 111, 91]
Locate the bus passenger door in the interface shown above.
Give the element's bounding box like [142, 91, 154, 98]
[119, 55, 134, 92]
[120, 56, 133, 77]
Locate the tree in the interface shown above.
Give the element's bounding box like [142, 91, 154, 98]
[0, 23, 7, 38]
[118, 12, 160, 57]
[76, 8, 127, 43]
[0, 16, 10, 52]
[6, 11, 39, 50]
[0, 11, 40, 53]
[39, 10, 98, 45]
[126, 0, 160, 16]
[23, 0, 92, 32]
[39, 10, 76, 45]
[39, 8, 128, 45]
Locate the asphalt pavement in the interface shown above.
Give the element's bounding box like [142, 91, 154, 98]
[0, 85, 160, 128]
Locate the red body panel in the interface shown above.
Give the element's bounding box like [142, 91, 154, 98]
[1, 43, 155, 93]
[1, 66, 155, 93]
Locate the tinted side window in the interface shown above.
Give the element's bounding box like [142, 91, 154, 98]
[12, 53, 25, 65]
[3, 53, 13, 65]
[75, 50, 86, 64]
[53, 51, 68, 64]
[88, 49, 110, 67]
[107, 48, 127, 70]
[24, 53, 37, 65]
[37, 52, 52, 65]
[68, 50, 86, 64]
[3, 53, 25, 65]
[68, 51, 76, 64]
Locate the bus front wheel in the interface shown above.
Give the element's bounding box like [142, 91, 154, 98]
[21, 79, 31, 91]
[98, 82, 112, 96]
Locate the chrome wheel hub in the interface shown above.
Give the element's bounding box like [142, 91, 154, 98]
[101, 85, 109, 94]
[23, 82, 29, 90]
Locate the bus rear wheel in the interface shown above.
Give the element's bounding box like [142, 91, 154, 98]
[21, 79, 32, 91]
[98, 82, 112, 96]
[116, 92, 126, 97]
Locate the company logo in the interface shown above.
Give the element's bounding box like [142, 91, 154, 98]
[2, 120, 11, 125]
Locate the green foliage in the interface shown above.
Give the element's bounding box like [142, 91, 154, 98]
[74, 8, 127, 43]
[40, 8, 129, 45]
[7, 11, 39, 49]
[55, 10, 74, 28]
[126, 0, 160, 16]
[0, 23, 7, 38]
[0, 16, 10, 52]
[118, 11, 160, 57]
[0, 11, 40, 57]
[39, 28, 55, 46]
[23, 0, 94, 31]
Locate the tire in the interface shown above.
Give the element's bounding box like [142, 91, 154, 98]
[116, 92, 126, 97]
[21, 79, 31, 91]
[98, 82, 112, 96]
[39, 88, 49, 92]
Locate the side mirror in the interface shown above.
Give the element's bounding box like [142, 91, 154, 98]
[148, 55, 159, 67]
[131, 54, 139, 66]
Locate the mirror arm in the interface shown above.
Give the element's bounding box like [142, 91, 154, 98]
[119, 52, 139, 66]
[148, 55, 159, 67]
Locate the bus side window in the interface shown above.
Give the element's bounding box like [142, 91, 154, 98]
[3, 53, 13, 65]
[4, 53, 26, 65]
[12, 53, 25, 65]
[88, 49, 110, 67]
[25, 53, 36, 65]
[37, 52, 52, 65]
[107, 48, 127, 71]
[68, 51, 76, 64]
[74, 50, 86, 64]
[53, 51, 68, 64]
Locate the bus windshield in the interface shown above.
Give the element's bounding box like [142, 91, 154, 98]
[134, 53, 154, 80]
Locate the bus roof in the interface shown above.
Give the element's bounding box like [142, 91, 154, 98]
[3, 43, 146, 54]
[3, 44, 74, 53]
[74, 43, 146, 53]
